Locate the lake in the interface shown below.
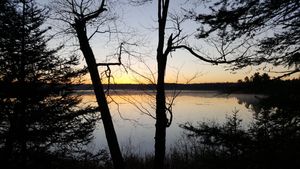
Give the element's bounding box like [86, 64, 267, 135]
[78, 90, 264, 155]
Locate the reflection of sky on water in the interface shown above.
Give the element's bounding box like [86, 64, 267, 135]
[78, 90, 262, 155]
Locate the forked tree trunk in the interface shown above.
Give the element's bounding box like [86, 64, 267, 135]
[73, 20, 125, 169]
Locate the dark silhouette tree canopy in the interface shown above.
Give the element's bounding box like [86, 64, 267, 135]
[190, 0, 300, 77]
[0, 0, 98, 167]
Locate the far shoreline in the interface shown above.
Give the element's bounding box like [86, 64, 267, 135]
[72, 80, 300, 95]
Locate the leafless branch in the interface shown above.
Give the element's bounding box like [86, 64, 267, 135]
[96, 42, 123, 67]
[172, 45, 243, 65]
[273, 68, 300, 80]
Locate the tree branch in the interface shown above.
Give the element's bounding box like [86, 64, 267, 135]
[96, 42, 123, 67]
[83, 0, 107, 21]
[96, 62, 121, 66]
[172, 45, 240, 64]
[274, 69, 300, 80]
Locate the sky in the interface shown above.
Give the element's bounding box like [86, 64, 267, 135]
[37, 0, 299, 84]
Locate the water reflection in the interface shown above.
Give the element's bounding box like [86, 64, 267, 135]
[78, 90, 262, 154]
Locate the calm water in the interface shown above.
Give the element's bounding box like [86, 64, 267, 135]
[78, 90, 263, 155]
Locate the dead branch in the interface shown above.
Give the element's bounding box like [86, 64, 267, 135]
[96, 42, 123, 67]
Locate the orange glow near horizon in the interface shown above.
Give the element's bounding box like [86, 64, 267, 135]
[81, 74, 140, 84]
[81, 72, 247, 84]
[79, 67, 300, 85]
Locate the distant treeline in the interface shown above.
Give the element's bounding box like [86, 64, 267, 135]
[71, 81, 299, 93]
[71, 83, 239, 91]
[2, 75, 298, 95]
[233, 72, 300, 94]
[71, 74, 300, 94]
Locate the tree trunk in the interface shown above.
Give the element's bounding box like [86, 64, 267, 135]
[73, 21, 125, 169]
[154, 1, 170, 169]
[154, 17, 168, 169]
[154, 64, 168, 169]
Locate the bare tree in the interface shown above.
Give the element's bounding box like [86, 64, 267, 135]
[153, 1, 246, 168]
[127, 1, 246, 169]
[154, 0, 171, 168]
[50, 1, 125, 169]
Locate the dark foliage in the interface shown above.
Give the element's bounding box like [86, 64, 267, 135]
[190, 0, 300, 76]
[180, 94, 300, 169]
[234, 72, 300, 94]
[0, 0, 99, 168]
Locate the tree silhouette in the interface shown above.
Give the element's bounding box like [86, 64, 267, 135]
[137, 1, 299, 168]
[152, 0, 248, 168]
[131, 1, 249, 168]
[189, 0, 300, 78]
[51, 1, 125, 169]
[0, 0, 98, 168]
[154, 1, 172, 168]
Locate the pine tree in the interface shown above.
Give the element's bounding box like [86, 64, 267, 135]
[0, 0, 98, 167]
[191, 0, 300, 77]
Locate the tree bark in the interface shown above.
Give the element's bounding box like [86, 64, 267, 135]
[73, 19, 125, 169]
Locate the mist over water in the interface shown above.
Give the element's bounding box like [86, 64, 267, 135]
[78, 90, 262, 154]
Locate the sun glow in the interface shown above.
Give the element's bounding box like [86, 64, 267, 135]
[78, 63, 299, 85]
[81, 73, 141, 84]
